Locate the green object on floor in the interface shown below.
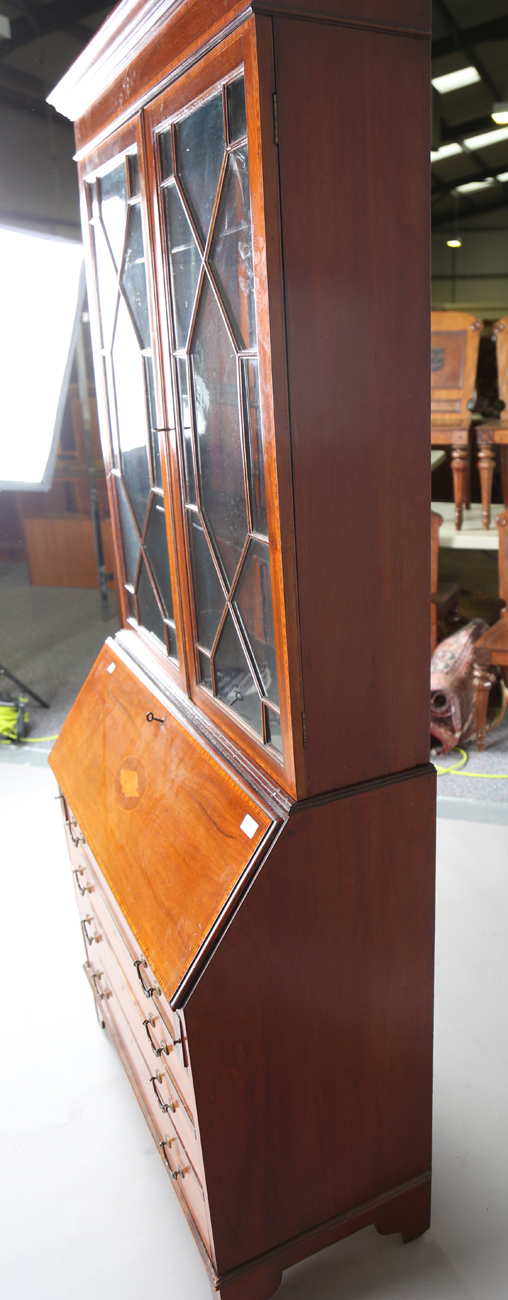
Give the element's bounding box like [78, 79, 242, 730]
[434, 747, 508, 778]
[0, 694, 29, 742]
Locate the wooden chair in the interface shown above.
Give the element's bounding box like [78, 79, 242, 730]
[473, 507, 508, 748]
[431, 510, 461, 655]
[475, 315, 508, 529]
[431, 310, 483, 530]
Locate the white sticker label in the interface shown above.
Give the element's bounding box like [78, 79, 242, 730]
[240, 814, 258, 840]
[107, 663, 116, 674]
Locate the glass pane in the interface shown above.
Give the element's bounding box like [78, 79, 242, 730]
[93, 212, 118, 352]
[137, 557, 166, 644]
[115, 475, 140, 587]
[215, 612, 263, 737]
[243, 359, 267, 536]
[176, 93, 225, 244]
[160, 129, 173, 181]
[128, 153, 140, 197]
[210, 149, 255, 349]
[121, 202, 151, 350]
[177, 357, 195, 503]
[227, 78, 247, 144]
[266, 706, 282, 755]
[145, 499, 175, 624]
[144, 354, 162, 488]
[191, 277, 248, 583]
[234, 539, 279, 706]
[125, 587, 136, 619]
[199, 650, 213, 690]
[188, 514, 224, 651]
[100, 162, 128, 270]
[112, 295, 151, 530]
[163, 184, 201, 350]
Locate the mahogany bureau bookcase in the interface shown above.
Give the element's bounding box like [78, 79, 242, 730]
[48, 3, 435, 1298]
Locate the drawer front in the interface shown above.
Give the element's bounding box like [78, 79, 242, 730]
[91, 960, 210, 1249]
[65, 814, 194, 1108]
[72, 875, 199, 1153]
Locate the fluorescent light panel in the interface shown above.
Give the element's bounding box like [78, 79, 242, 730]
[432, 66, 481, 94]
[492, 104, 508, 124]
[0, 227, 83, 487]
[455, 179, 495, 193]
[431, 142, 464, 162]
[463, 125, 508, 149]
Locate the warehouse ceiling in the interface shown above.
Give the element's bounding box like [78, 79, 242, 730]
[1, 0, 508, 229]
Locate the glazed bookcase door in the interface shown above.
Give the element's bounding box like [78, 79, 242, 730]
[79, 121, 186, 685]
[146, 29, 301, 791]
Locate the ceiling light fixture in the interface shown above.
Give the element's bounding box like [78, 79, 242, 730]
[463, 125, 508, 149]
[431, 142, 464, 162]
[492, 103, 508, 125]
[447, 238, 462, 247]
[431, 67, 481, 95]
[455, 178, 495, 193]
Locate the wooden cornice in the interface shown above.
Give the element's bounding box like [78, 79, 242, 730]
[47, 0, 430, 127]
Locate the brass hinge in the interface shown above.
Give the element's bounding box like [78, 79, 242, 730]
[272, 92, 279, 145]
[302, 711, 307, 748]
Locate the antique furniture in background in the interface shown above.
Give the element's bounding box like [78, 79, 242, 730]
[431, 309, 483, 530]
[474, 507, 508, 749]
[475, 315, 508, 530]
[430, 509, 460, 655]
[48, 3, 435, 1298]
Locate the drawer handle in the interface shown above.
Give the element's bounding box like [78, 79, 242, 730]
[81, 916, 101, 945]
[150, 1073, 176, 1113]
[66, 817, 85, 849]
[143, 1017, 168, 1057]
[91, 971, 110, 1001]
[73, 868, 92, 896]
[159, 1140, 183, 1180]
[134, 958, 160, 999]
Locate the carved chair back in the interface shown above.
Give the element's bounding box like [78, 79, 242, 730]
[492, 316, 508, 413]
[431, 310, 483, 421]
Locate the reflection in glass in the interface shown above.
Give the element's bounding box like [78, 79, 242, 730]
[227, 78, 247, 143]
[128, 153, 140, 197]
[163, 185, 201, 350]
[115, 475, 140, 587]
[145, 500, 174, 621]
[137, 557, 166, 644]
[177, 357, 195, 503]
[159, 129, 173, 181]
[112, 295, 151, 529]
[266, 707, 282, 754]
[121, 203, 151, 350]
[144, 354, 162, 488]
[215, 612, 262, 737]
[176, 93, 224, 243]
[210, 149, 255, 349]
[234, 538, 279, 706]
[93, 211, 118, 352]
[188, 515, 224, 651]
[199, 650, 213, 690]
[243, 360, 267, 536]
[191, 278, 248, 582]
[100, 162, 127, 270]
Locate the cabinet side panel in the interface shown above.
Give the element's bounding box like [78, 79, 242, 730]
[274, 19, 431, 795]
[185, 770, 435, 1273]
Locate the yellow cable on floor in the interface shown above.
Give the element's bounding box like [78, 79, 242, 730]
[433, 747, 508, 778]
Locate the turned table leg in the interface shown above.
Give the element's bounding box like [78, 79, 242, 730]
[451, 444, 467, 529]
[477, 431, 495, 529]
[473, 662, 496, 751]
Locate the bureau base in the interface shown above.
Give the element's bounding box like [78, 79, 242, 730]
[86, 963, 430, 1300]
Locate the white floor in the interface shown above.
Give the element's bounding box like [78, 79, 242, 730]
[1, 760, 508, 1300]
